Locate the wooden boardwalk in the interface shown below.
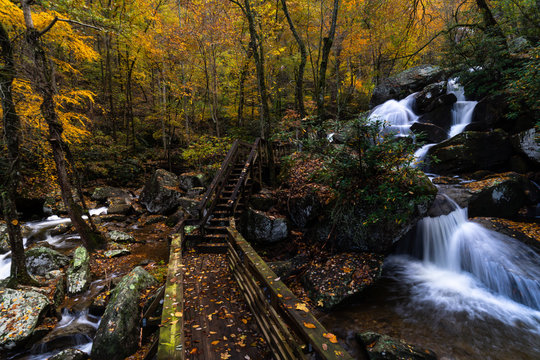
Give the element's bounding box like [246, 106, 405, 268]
[182, 251, 269, 359]
[154, 139, 354, 360]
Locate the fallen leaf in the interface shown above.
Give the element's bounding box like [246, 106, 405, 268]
[303, 322, 316, 329]
[295, 303, 309, 313]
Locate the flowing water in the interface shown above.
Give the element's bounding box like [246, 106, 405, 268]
[329, 81, 540, 359]
[369, 93, 418, 136]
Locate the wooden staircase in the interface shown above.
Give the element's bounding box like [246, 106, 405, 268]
[182, 139, 265, 254]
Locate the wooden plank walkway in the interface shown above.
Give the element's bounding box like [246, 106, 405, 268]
[182, 250, 270, 359]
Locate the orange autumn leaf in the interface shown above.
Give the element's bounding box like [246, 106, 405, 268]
[303, 322, 316, 329]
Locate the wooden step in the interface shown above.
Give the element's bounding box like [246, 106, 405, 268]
[194, 242, 228, 254]
[208, 218, 230, 227]
[205, 226, 228, 234]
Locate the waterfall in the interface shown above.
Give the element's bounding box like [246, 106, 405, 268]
[447, 78, 478, 137]
[369, 93, 418, 136]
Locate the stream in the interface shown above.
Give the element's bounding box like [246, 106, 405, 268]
[319, 80, 540, 359]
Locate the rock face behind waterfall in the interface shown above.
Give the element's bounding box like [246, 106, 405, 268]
[139, 169, 185, 214]
[427, 130, 513, 174]
[370, 65, 445, 107]
[91, 266, 156, 360]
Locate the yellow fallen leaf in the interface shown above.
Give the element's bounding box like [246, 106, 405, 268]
[241, 318, 248, 324]
[303, 322, 316, 329]
[211, 340, 220, 345]
[174, 312, 182, 317]
[324, 333, 338, 343]
[295, 303, 309, 313]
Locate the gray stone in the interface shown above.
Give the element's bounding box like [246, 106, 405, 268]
[178, 197, 199, 217]
[410, 122, 448, 143]
[512, 128, 540, 165]
[418, 103, 454, 132]
[249, 190, 277, 212]
[0, 288, 51, 348]
[91, 267, 157, 360]
[413, 81, 447, 113]
[140, 169, 185, 214]
[104, 248, 131, 258]
[107, 197, 133, 215]
[25, 246, 70, 276]
[370, 65, 446, 107]
[357, 332, 437, 360]
[269, 254, 309, 279]
[35, 322, 95, 355]
[243, 208, 288, 243]
[66, 247, 90, 296]
[178, 172, 206, 192]
[91, 187, 132, 203]
[107, 230, 135, 243]
[288, 191, 322, 228]
[427, 194, 459, 217]
[0, 223, 10, 254]
[50, 223, 73, 236]
[48, 348, 90, 360]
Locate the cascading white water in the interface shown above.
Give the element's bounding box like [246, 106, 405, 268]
[412, 199, 540, 310]
[447, 78, 478, 137]
[0, 207, 107, 280]
[369, 93, 418, 136]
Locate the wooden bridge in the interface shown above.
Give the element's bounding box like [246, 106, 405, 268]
[144, 139, 353, 360]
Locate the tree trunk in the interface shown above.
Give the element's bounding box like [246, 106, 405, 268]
[21, 1, 105, 251]
[280, 0, 307, 118]
[316, 0, 340, 126]
[0, 22, 36, 286]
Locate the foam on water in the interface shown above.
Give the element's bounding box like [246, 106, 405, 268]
[369, 93, 418, 136]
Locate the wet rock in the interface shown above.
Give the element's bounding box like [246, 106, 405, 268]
[91, 187, 132, 203]
[269, 254, 309, 279]
[178, 172, 206, 192]
[472, 95, 507, 129]
[92, 267, 157, 360]
[471, 217, 540, 254]
[466, 173, 534, 218]
[144, 215, 168, 225]
[165, 208, 185, 227]
[107, 197, 133, 215]
[357, 331, 437, 360]
[66, 247, 90, 296]
[25, 246, 70, 277]
[0, 288, 51, 349]
[288, 191, 323, 228]
[435, 184, 473, 209]
[410, 122, 448, 143]
[98, 214, 128, 222]
[370, 65, 446, 107]
[243, 208, 288, 243]
[427, 130, 513, 174]
[302, 253, 384, 311]
[418, 104, 454, 132]
[107, 230, 135, 243]
[413, 81, 447, 113]
[427, 194, 459, 217]
[139, 169, 185, 214]
[48, 348, 89, 360]
[178, 197, 199, 217]
[50, 223, 73, 236]
[104, 248, 131, 258]
[186, 186, 205, 198]
[0, 223, 10, 254]
[512, 128, 540, 165]
[34, 322, 95, 355]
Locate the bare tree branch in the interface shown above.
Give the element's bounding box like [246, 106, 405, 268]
[39, 16, 104, 37]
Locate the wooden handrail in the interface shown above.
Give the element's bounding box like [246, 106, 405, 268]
[228, 138, 261, 212]
[226, 225, 353, 360]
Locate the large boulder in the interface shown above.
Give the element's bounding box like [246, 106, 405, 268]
[33, 322, 95, 355]
[0, 288, 51, 349]
[466, 172, 536, 218]
[302, 253, 383, 311]
[309, 173, 437, 253]
[427, 130, 514, 174]
[178, 172, 206, 192]
[413, 81, 447, 113]
[370, 65, 446, 107]
[49, 348, 90, 360]
[410, 122, 447, 143]
[139, 169, 185, 214]
[269, 254, 309, 279]
[107, 230, 136, 243]
[91, 267, 157, 360]
[243, 208, 289, 243]
[427, 194, 459, 217]
[357, 332, 437, 360]
[66, 247, 91, 296]
[25, 246, 70, 277]
[512, 128, 540, 166]
[107, 197, 133, 215]
[288, 191, 323, 228]
[417, 103, 454, 132]
[91, 187, 132, 203]
[0, 223, 10, 254]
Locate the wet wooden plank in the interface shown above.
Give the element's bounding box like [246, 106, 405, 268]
[182, 251, 270, 360]
[227, 226, 354, 360]
[157, 233, 185, 360]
